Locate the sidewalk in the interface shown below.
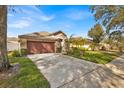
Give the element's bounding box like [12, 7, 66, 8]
[106, 54, 124, 78]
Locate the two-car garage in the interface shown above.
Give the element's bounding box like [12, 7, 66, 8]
[27, 41, 55, 54]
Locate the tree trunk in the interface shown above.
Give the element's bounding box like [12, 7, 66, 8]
[0, 5, 10, 72]
[119, 46, 123, 54]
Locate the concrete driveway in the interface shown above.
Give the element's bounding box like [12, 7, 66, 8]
[28, 53, 124, 88]
[28, 53, 99, 87]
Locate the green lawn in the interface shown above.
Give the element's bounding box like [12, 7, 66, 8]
[68, 50, 121, 64]
[0, 57, 50, 88]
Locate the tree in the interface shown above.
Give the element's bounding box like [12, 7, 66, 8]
[0, 6, 43, 71]
[90, 5, 124, 33]
[109, 31, 124, 53]
[69, 36, 86, 48]
[77, 38, 86, 47]
[0, 5, 10, 71]
[90, 5, 124, 52]
[65, 34, 74, 51]
[88, 24, 104, 50]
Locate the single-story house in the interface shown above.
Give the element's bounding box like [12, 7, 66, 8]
[18, 31, 67, 54]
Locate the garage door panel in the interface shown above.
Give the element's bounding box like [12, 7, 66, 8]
[42, 43, 54, 53]
[27, 41, 55, 54]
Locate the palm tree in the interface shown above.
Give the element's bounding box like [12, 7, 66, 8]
[66, 34, 75, 52]
[0, 5, 10, 71]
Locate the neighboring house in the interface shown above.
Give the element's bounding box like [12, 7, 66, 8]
[7, 37, 19, 51]
[70, 36, 93, 50]
[82, 39, 92, 50]
[18, 31, 67, 54]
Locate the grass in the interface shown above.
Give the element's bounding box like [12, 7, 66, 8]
[0, 57, 50, 88]
[81, 51, 121, 64]
[68, 49, 121, 64]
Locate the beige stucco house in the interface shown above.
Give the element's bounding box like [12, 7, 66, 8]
[18, 31, 67, 54]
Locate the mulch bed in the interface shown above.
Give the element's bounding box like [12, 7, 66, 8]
[0, 63, 20, 80]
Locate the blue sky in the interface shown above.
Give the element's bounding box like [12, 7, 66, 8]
[8, 5, 96, 38]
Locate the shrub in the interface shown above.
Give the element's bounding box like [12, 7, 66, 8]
[56, 47, 62, 53]
[8, 49, 27, 57]
[79, 47, 88, 51]
[12, 50, 20, 57]
[8, 51, 14, 57]
[72, 48, 80, 53]
[20, 49, 27, 56]
[67, 48, 81, 58]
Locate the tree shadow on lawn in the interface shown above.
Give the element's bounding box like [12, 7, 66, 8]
[0, 57, 50, 88]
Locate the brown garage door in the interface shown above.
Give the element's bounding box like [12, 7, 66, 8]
[27, 41, 55, 54]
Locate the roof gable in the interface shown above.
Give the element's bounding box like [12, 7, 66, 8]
[50, 31, 67, 36]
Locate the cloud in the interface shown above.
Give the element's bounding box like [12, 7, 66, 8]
[65, 9, 92, 20]
[21, 17, 33, 22]
[8, 13, 14, 17]
[53, 23, 72, 31]
[8, 20, 31, 29]
[64, 24, 71, 28]
[39, 15, 55, 21]
[8, 6, 55, 29]
[21, 6, 55, 22]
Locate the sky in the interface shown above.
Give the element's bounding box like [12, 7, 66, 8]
[8, 5, 96, 38]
